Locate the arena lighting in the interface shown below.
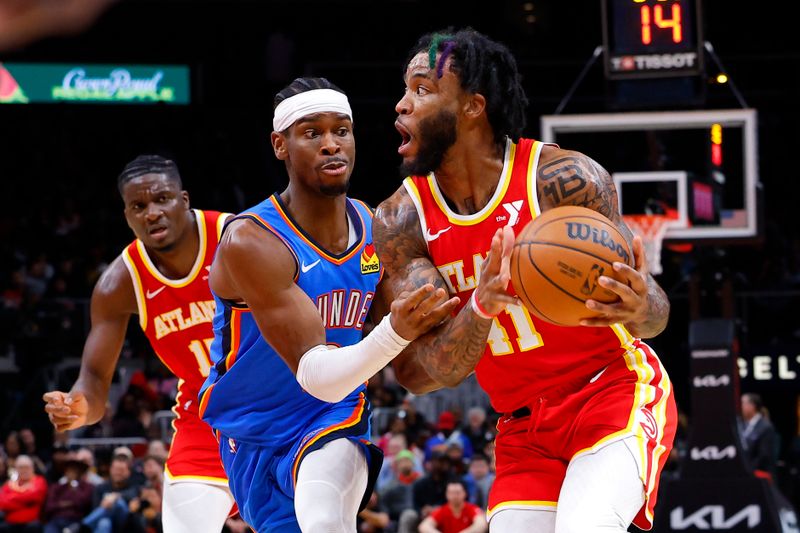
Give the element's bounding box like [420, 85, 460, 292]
[711, 123, 723, 167]
[716, 73, 729, 84]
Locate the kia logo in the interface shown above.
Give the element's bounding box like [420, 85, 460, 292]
[690, 445, 737, 461]
[693, 375, 730, 388]
[670, 504, 761, 529]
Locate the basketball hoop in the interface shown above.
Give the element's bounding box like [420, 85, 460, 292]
[622, 214, 672, 276]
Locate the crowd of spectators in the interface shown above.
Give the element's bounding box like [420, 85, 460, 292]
[0, 366, 501, 533]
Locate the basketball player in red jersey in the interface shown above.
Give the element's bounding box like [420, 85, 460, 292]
[373, 28, 677, 532]
[43, 155, 236, 533]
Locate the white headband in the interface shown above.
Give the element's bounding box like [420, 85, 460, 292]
[272, 88, 353, 132]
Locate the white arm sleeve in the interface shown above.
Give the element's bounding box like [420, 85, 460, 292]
[296, 314, 411, 403]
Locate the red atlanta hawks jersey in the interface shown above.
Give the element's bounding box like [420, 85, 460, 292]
[122, 209, 228, 410]
[404, 138, 643, 413]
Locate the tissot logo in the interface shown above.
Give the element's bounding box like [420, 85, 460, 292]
[693, 375, 730, 388]
[670, 504, 761, 530]
[690, 445, 737, 461]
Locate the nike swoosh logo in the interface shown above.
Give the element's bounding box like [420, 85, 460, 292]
[301, 259, 321, 273]
[146, 286, 166, 299]
[426, 226, 452, 242]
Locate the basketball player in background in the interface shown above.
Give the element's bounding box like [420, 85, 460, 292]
[198, 77, 459, 532]
[373, 28, 677, 532]
[43, 155, 236, 533]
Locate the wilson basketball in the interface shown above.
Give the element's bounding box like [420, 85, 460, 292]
[510, 206, 633, 327]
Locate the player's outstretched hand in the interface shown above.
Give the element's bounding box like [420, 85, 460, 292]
[42, 390, 89, 432]
[580, 234, 650, 327]
[389, 284, 460, 341]
[473, 225, 519, 317]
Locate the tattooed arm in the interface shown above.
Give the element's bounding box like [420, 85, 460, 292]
[536, 146, 670, 338]
[373, 187, 515, 393]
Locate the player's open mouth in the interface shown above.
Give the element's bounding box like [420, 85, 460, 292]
[148, 226, 168, 238]
[395, 121, 412, 155]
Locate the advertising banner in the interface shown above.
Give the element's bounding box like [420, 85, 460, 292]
[0, 62, 189, 104]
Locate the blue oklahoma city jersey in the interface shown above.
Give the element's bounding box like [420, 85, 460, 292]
[198, 194, 383, 447]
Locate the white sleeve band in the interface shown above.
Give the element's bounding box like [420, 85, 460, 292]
[296, 314, 411, 403]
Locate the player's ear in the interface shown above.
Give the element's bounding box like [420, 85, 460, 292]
[181, 190, 190, 208]
[271, 131, 288, 160]
[463, 93, 486, 119]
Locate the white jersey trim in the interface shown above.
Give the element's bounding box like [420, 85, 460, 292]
[402, 179, 430, 250]
[427, 137, 513, 223]
[135, 208, 206, 287]
[527, 140, 545, 217]
[122, 249, 147, 330]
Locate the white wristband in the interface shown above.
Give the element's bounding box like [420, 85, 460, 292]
[470, 291, 496, 319]
[296, 314, 411, 403]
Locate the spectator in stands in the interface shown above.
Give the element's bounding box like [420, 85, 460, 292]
[396, 451, 454, 533]
[376, 434, 412, 492]
[2, 434, 22, 471]
[42, 457, 93, 533]
[139, 456, 164, 498]
[445, 442, 468, 478]
[44, 445, 70, 485]
[375, 434, 424, 491]
[23, 253, 54, 298]
[367, 369, 400, 409]
[0, 454, 48, 532]
[81, 454, 141, 532]
[378, 449, 421, 527]
[418, 479, 487, 533]
[396, 396, 428, 447]
[111, 392, 147, 439]
[16, 430, 46, 475]
[481, 441, 495, 474]
[739, 392, 779, 478]
[462, 454, 494, 510]
[424, 412, 473, 462]
[461, 408, 493, 457]
[377, 414, 411, 455]
[145, 441, 168, 464]
[124, 458, 164, 533]
[112, 447, 145, 488]
[73, 448, 104, 486]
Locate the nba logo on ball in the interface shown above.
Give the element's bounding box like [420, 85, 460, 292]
[510, 206, 633, 327]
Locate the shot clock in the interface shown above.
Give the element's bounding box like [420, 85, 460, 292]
[601, 0, 704, 79]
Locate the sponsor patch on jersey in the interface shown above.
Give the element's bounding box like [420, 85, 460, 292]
[360, 243, 380, 275]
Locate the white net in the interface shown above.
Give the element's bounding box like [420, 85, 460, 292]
[623, 215, 671, 276]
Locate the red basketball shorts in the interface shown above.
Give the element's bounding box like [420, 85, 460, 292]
[165, 408, 229, 487]
[487, 343, 677, 530]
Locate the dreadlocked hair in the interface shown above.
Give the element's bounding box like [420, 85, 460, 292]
[273, 77, 345, 110]
[405, 27, 529, 146]
[117, 154, 182, 195]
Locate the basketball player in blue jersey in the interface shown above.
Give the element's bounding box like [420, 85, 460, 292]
[198, 77, 460, 532]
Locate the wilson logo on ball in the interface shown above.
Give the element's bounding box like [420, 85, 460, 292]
[564, 222, 630, 264]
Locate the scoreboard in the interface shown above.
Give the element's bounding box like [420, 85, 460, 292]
[601, 0, 704, 79]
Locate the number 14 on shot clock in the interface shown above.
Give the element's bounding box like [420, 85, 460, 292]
[601, 0, 704, 79]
